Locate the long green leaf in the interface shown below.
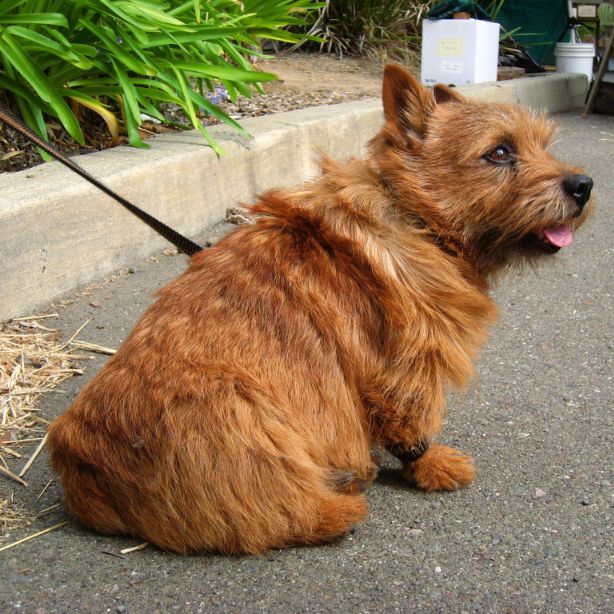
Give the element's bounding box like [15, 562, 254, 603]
[44, 27, 98, 58]
[16, 98, 52, 161]
[141, 27, 245, 48]
[91, 0, 168, 35]
[106, 59, 147, 148]
[156, 70, 248, 135]
[170, 62, 277, 83]
[110, 59, 141, 126]
[170, 65, 223, 155]
[116, 1, 187, 27]
[0, 74, 53, 114]
[5, 25, 94, 69]
[0, 13, 69, 27]
[0, 0, 28, 14]
[78, 18, 156, 76]
[0, 56, 51, 161]
[0, 33, 84, 144]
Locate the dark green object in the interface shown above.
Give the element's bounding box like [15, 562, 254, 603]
[478, 0, 569, 65]
[428, 1, 492, 19]
[427, 1, 482, 19]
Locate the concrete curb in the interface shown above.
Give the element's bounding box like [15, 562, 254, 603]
[0, 72, 588, 320]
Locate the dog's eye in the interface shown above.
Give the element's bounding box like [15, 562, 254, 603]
[485, 145, 515, 165]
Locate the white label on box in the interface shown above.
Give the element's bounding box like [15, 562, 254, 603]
[438, 38, 464, 57]
[440, 60, 463, 74]
[577, 5, 597, 18]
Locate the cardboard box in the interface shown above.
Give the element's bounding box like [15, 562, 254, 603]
[421, 19, 500, 86]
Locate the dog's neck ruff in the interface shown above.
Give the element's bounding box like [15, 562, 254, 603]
[377, 171, 467, 261]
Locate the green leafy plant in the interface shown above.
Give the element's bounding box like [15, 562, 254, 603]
[598, 2, 614, 27]
[0, 0, 321, 156]
[303, 0, 435, 63]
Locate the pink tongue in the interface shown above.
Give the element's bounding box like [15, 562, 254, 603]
[543, 224, 573, 248]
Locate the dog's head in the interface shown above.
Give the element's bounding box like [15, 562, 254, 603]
[371, 64, 593, 276]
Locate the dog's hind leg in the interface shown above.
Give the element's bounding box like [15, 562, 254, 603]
[224, 459, 370, 552]
[141, 399, 371, 554]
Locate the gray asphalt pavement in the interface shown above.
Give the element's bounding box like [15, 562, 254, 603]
[1, 111, 613, 613]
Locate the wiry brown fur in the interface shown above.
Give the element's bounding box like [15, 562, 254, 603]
[47, 65, 592, 554]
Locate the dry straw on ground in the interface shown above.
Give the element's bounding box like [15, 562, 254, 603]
[0, 314, 113, 540]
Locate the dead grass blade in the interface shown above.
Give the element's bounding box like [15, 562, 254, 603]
[120, 542, 149, 555]
[1, 494, 34, 535]
[69, 340, 116, 355]
[0, 315, 94, 535]
[0, 521, 67, 553]
[18, 433, 48, 478]
[0, 465, 27, 486]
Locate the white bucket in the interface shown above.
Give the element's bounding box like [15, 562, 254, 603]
[555, 42, 595, 81]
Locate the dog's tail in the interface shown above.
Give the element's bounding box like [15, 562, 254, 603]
[47, 416, 129, 536]
[302, 492, 368, 546]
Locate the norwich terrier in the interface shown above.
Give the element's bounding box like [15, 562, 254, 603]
[47, 65, 593, 554]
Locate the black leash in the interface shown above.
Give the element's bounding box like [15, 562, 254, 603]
[0, 107, 203, 256]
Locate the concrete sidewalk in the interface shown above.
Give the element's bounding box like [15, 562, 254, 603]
[0, 110, 612, 613]
[0, 72, 588, 321]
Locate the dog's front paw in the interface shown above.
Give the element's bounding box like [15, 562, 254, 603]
[401, 443, 475, 491]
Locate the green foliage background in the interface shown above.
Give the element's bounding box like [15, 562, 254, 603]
[304, 0, 435, 62]
[0, 0, 321, 155]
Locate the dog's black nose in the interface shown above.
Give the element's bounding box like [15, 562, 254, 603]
[563, 174, 593, 208]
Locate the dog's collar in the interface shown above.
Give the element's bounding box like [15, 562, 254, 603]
[388, 439, 429, 464]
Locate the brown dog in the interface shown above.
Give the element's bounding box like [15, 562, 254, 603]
[47, 65, 593, 554]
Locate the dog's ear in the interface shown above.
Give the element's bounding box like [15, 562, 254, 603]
[382, 64, 435, 140]
[433, 83, 465, 104]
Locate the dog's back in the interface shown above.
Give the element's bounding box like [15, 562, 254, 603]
[49, 192, 385, 554]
